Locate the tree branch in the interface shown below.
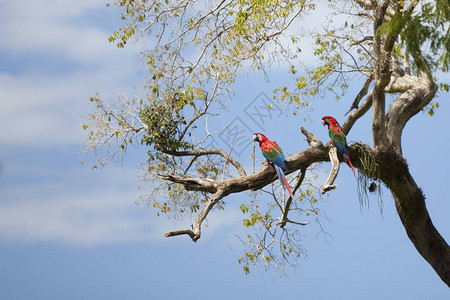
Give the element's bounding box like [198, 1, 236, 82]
[164, 229, 198, 240]
[321, 146, 340, 194]
[342, 88, 373, 134]
[159, 174, 218, 193]
[165, 189, 227, 242]
[162, 148, 247, 176]
[345, 76, 373, 115]
[163, 145, 329, 194]
[385, 75, 438, 153]
[300, 126, 323, 149]
[280, 167, 307, 229]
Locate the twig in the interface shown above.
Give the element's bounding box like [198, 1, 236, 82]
[280, 167, 307, 229]
[345, 76, 373, 115]
[163, 148, 246, 176]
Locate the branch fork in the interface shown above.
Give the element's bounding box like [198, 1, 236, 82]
[165, 189, 227, 242]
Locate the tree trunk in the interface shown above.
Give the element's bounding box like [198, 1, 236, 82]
[377, 150, 450, 286]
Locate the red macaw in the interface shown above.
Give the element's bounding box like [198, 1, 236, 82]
[253, 133, 294, 199]
[321, 116, 357, 177]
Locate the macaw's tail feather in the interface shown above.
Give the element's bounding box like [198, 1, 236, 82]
[275, 165, 294, 199]
[344, 154, 358, 179]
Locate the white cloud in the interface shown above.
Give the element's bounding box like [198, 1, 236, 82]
[0, 164, 166, 246]
[0, 61, 140, 147]
[0, 0, 143, 147]
[0, 159, 241, 246]
[0, 0, 116, 63]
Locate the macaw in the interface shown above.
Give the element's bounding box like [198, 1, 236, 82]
[321, 116, 357, 178]
[253, 133, 294, 199]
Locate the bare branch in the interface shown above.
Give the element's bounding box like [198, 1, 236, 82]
[300, 127, 323, 149]
[350, 36, 373, 46]
[281, 219, 310, 226]
[342, 88, 373, 134]
[165, 229, 198, 240]
[321, 146, 339, 194]
[165, 189, 227, 242]
[385, 76, 438, 153]
[266, 5, 306, 41]
[163, 148, 247, 176]
[345, 76, 373, 115]
[280, 167, 307, 229]
[159, 174, 217, 193]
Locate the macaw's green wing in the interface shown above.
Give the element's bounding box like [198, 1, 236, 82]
[329, 129, 347, 145]
[261, 140, 287, 169]
[329, 129, 349, 156]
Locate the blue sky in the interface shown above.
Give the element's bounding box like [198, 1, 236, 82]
[0, 1, 449, 299]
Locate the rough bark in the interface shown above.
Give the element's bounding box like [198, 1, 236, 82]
[385, 74, 438, 153]
[371, 0, 389, 150]
[359, 0, 449, 284]
[376, 150, 450, 286]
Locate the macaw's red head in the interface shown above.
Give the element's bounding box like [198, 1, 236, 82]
[322, 116, 337, 128]
[253, 133, 267, 143]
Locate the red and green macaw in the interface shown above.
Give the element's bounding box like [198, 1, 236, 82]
[321, 116, 357, 178]
[253, 133, 294, 199]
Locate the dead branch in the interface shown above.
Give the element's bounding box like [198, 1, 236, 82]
[281, 219, 310, 226]
[280, 167, 307, 228]
[301, 127, 323, 148]
[162, 148, 247, 176]
[159, 174, 217, 193]
[342, 89, 373, 135]
[345, 76, 373, 115]
[321, 146, 340, 194]
[165, 189, 227, 242]
[165, 229, 198, 240]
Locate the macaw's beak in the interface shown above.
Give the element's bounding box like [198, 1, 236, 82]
[253, 134, 258, 142]
[322, 119, 328, 126]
